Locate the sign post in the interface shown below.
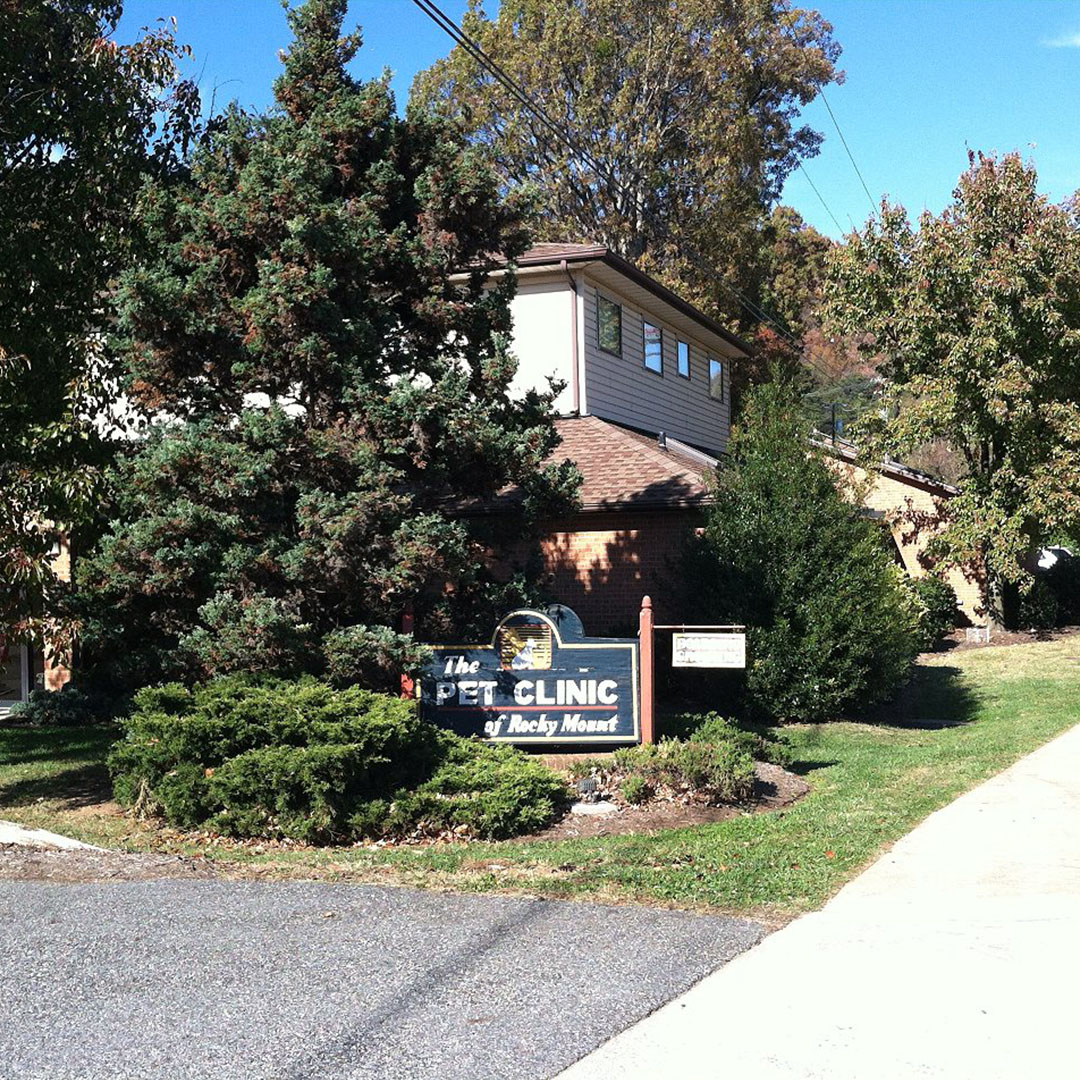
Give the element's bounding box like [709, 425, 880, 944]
[639, 596, 655, 745]
[400, 604, 415, 699]
[639, 610, 747, 740]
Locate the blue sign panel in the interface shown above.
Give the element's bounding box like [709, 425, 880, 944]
[419, 606, 640, 745]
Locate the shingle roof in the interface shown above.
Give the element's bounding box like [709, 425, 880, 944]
[460, 416, 714, 516]
[553, 416, 715, 509]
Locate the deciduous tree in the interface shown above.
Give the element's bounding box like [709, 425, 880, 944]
[0, 0, 196, 652]
[824, 152, 1080, 620]
[412, 0, 841, 324]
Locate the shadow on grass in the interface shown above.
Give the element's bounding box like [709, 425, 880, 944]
[868, 665, 979, 730]
[0, 724, 116, 767]
[0, 761, 113, 809]
[786, 759, 839, 777]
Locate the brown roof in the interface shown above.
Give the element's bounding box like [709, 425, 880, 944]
[555, 417, 715, 509]
[465, 416, 714, 515]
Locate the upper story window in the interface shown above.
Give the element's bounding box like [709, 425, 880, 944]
[597, 294, 622, 355]
[709, 357, 724, 401]
[643, 321, 663, 374]
[677, 340, 690, 379]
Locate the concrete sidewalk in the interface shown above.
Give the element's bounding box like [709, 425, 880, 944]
[558, 722, 1080, 1080]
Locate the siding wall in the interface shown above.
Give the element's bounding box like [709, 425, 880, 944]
[507, 277, 575, 414]
[580, 276, 731, 455]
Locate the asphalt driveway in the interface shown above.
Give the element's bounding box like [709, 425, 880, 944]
[0, 880, 762, 1080]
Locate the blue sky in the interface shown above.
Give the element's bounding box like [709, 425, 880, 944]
[118, 0, 1080, 239]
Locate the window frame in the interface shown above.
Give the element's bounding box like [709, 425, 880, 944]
[596, 293, 623, 357]
[676, 340, 691, 380]
[642, 319, 663, 376]
[708, 357, 725, 401]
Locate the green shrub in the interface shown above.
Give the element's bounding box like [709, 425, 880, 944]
[7, 685, 114, 727]
[1018, 578, 1059, 631]
[109, 676, 566, 842]
[565, 756, 602, 781]
[686, 381, 921, 722]
[613, 737, 756, 805]
[909, 575, 959, 649]
[620, 774, 650, 805]
[662, 711, 790, 766]
[209, 743, 380, 843]
[385, 741, 568, 840]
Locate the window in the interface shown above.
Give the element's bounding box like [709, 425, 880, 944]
[677, 340, 690, 379]
[709, 357, 724, 401]
[643, 321, 663, 374]
[597, 295, 622, 355]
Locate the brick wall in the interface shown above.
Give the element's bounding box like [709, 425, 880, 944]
[538, 509, 703, 635]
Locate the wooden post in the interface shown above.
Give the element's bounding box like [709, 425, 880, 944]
[639, 595, 655, 745]
[400, 605, 415, 700]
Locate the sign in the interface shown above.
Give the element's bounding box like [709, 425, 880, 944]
[672, 632, 746, 669]
[419, 606, 639, 745]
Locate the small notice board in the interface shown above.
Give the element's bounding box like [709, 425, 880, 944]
[672, 632, 746, 669]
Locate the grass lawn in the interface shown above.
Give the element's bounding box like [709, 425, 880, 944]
[3, 632, 1080, 921]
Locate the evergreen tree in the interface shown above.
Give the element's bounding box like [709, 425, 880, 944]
[689, 380, 919, 722]
[80, 0, 577, 691]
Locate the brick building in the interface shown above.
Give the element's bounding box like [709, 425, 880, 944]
[535, 416, 715, 633]
[471, 242, 748, 634]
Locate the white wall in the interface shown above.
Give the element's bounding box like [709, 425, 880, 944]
[507, 277, 575, 414]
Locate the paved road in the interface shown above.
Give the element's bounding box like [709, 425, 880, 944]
[558, 721, 1080, 1080]
[0, 880, 762, 1080]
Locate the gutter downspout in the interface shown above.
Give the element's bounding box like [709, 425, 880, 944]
[561, 259, 581, 415]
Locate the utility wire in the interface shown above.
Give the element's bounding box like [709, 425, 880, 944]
[796, 160, 845, 236]
[410, 0, 831, 367]
[819, 88, 877, 216]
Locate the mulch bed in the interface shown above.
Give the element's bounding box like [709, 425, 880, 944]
[515, 762, 810, 842]
[0, 762, 811, 881]
[944, 624, 1080, 651]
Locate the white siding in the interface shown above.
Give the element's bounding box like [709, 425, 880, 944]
[507, 278, 575, 413]
[580, 278, 731, 454]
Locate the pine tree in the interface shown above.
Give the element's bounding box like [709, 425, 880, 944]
[81, 0, 577, 691]
[689, 380, 919, 721]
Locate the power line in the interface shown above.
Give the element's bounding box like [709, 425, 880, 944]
[797, 160, 845, 235]
[819, 88, 877, 216]
[410, 0, 833, 369]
